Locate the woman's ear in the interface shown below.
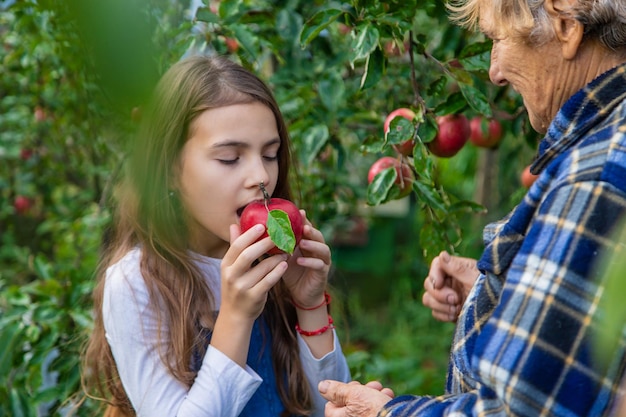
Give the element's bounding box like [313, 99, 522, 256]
[545, 0, 584, 60]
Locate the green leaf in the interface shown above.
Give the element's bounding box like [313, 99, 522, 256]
[449, 200, 487, 214]
[267, 209, 296, 254]
[0, 322, 22, 379]
[319, 72, 345, 112]
[360, 47, 385, 90]
[594, 219, 626, 368]
[434, 91, 468, 115]
[33, 255, 51, 280]
[412, 181, 448, 213]
[230, 24, 259, 57]
[459, 40, 492, 58]
[351, 24, 379, 62]
[386, 117, 414, 145]
[458, 83, 492, 117]
[366, 167, 396, 206]
[416, 114, 438, 144]
[194, 7, 219, 24]
[218, 0, 243, 19]
[10, 387, 30, 417]
[301, 124, 330, 165]
[300, 9, 343, 47]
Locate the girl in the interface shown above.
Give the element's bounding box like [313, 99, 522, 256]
[81, 54, 350, 417]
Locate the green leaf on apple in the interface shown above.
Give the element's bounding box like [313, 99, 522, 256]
[386, 117, 414, 145]
[267, 209, 297, 254]
[416, 114, 438, 144]
[367, 167, 396, 206]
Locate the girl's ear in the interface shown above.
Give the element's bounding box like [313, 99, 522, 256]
[545, 0, 584, 60]
[169, 155, 183, 195]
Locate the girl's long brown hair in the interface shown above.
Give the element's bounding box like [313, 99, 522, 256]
[81, 55, 312, 416]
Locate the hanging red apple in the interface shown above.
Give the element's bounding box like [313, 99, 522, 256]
[428, 114, 470, 158]
[469, 116, 503, 148]
[367, 156, 414, 198]
[14, 195, 32, 215]
[384, 108, 416, 156]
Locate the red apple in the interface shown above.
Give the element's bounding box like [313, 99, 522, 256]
[521, 165, 539, 188]
[469, 116, 503, 148]
[34, 106, 46, 123]
[225, 37, 239, 53]
[367, 156, 414, 198]
[14, 195, 31, 215]
[384, 108, 416, 156]
[428, 114, 470, 158]
[240, 197, 303, 255]
[20, 148, 33, 161]
[338, 23, 351, 35]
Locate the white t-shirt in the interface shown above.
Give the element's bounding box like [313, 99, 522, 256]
[103, 247, 351, 417]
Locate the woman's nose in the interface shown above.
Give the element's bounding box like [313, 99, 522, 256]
[488, 45, 507, 87]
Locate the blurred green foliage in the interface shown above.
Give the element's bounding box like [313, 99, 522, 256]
[0, 0, 544, 415]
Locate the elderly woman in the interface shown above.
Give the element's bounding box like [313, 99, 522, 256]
[318, 0, 626, 416]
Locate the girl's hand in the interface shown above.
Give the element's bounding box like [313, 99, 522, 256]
[220, 224, 288, 322]
[282, 210, 331, 308]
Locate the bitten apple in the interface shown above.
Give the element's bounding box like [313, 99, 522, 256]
[428, 114, 470, 158]
[469, 116, 503, 148]
[384, 108, 416, 156]
[240, 197, 303, 255]
[367, 156, 414, 198]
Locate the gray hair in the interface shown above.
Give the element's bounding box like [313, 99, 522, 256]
[574, 0, 626, 51]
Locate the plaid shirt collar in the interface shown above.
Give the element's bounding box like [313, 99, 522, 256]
[532, 63, 626, 174]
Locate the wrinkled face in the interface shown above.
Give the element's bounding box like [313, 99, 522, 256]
[176, 102, 280, 257]
[480, 3, 564, 133]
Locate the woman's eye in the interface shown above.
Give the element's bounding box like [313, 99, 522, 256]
[263, 154, 278, 161]
[218, 158, 238, 165]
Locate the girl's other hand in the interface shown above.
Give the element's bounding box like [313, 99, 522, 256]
[283, 210, 331, 308]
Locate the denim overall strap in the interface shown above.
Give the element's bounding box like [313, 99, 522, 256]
[194, 317, 288, 416]
[238, 317, 286, 417]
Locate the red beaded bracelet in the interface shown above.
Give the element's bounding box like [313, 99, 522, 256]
[295, 315, 334, 337]
[291, 291, 331, 311]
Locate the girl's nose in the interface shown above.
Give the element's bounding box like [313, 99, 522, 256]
[245, 159, 271, 191]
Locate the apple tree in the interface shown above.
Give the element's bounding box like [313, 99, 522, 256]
[0, 0, 542, 414]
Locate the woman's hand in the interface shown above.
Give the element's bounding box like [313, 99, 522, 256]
[282, 210, 331, 308]
[318, 380, 394, 417]
[422, 251, 479, 322]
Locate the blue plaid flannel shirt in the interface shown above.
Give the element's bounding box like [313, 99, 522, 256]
[381, 64, 626, 416]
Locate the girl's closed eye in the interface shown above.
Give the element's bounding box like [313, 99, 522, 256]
[218, 157, 239, 165]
